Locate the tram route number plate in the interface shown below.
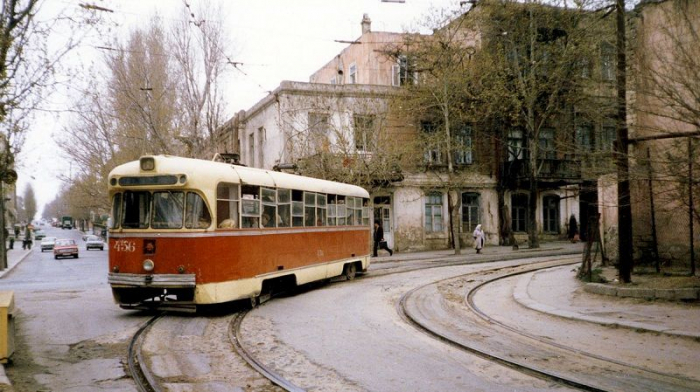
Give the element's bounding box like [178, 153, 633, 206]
[113, 240, 137, 253]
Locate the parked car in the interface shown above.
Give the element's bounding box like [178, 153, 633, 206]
[40, 237, 57, 252]
[54, 239, 79, 259]
[34, 230, 46, 240]
[85, 235, 104, 251]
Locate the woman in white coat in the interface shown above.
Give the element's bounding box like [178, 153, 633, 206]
[473, 224, 485, 254]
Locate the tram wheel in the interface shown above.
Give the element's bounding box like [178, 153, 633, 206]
[343, 263, 357, 280]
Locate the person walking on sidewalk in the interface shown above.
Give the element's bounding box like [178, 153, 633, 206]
[373, 222, 393, 257]
[473, 224, 485, 253]
[5, 228, 12, 250]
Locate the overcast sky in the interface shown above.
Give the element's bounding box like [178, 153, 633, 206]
[18, 0, 460, 217]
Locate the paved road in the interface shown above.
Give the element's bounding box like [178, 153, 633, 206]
[0, 226, 148, 392]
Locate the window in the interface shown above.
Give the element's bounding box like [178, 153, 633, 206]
[425, 192, 443, 233]
[392, 55, 417, 86]
[111, 194, 122, 229]
[576, 124, 593, 152]
[327, 194, 337, 226]
[349, 63, 357, 84]
[122, 191, 151, 229]
[261, 188, 277, 228]
[241, 185, 260, 228]
[542, 195, 560, 233]
[152, 192, 184, 229]
[248, 133, 255, 166]
[422, 121, 441, 164]
[216, 183, 239, 229]
[539, 128, 555, 159]
[461, 192, 480, 233]
[454, 125, 473, 165]
[508, 129, 524, 161]
[308, 113, 330, 153]
[337, 196, 346, 225]
[601, 43, 615, 81]
[317, 193, 327, 226]
[258, 127, 265, 168]
[304, 192, 317, 226]
[354, 114, 375, 151]
[185, 193, 212, 229]
[292, 190, 304, 227]
[277, 189, 291, 227]
[600, 125, 616, 152]
[511, 193, 528, 232]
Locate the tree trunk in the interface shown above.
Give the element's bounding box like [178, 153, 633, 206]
[448, 190, 462, 255]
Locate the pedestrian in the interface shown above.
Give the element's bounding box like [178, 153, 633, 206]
[6, 228, 13, 250]
[23, 228, 32, 250]
[473, 224, 485, 254]
[373, 222, 393, 257]
[568, 214, 579, 243]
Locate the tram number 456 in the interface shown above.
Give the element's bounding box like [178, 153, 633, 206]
[113, 240, 137, 253]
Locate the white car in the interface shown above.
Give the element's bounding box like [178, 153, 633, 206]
[85, 235, 105, 251]
[40, 237, 57, 252]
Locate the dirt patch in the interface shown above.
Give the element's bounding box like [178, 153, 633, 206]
[599, 266, 700, 290]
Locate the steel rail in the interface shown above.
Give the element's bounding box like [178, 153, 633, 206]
[397, 257, 608, 392]
[229, 310, 306, 392]
[127, 314, 164, 392]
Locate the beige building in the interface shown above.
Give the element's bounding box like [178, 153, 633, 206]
[218, 10, 594, 252]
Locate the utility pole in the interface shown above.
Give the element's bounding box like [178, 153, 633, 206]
[616, 0, 633, 283]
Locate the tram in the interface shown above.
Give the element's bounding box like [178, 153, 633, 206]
[107, 155, 371, 311]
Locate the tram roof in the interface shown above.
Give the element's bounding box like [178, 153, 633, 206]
[109, 155, 370, 198]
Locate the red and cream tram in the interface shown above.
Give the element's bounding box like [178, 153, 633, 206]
[107, 155, 371, 311]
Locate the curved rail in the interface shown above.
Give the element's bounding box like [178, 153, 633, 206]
[229, 310, 306, 392]
[127, 314, 164, 392]
[399, 258, 699, 392]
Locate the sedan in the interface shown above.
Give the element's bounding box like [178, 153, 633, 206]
[34, 230, 46, 240]
[40, 237, 57, 252]
[54, 239, 79, 259]
[85, 235, 104, 251]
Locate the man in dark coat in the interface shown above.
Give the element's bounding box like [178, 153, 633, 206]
[373, 222, 393, 257]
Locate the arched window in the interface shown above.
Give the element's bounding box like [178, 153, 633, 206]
[511, 193, 528, 232]
[461, 192, 480, 233]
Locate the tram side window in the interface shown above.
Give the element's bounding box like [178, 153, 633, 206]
[327, 195, 337, 226]
[337, 196, 346, 225]
[277, 189, 291, 227]
[304, 192, 317, 226]
[362, 198, 370, 226]
[346, 197, 356, 225]
[292, 190, 304, 227]
[241, 185, 260, 228]
[111, 193, 122, 229]
[316, 193, 326, 226]
[354, 197, 362, 226]
[152, 192, 184, 229]
[122, 191, 151, 229]
[185, 192, 212, 229]
[261, 188, 277, 228]
[216, 183, 239, 229]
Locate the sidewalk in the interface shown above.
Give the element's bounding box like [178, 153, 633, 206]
[514, 266, 700, 339]
[0, 247, 32, 279]
[372, 242, 700, 340]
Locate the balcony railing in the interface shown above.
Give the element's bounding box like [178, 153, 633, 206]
[501, 158, 582, 182]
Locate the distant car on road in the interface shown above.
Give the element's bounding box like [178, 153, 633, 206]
[34, 230, 46, 240]
[54, 239, 79, 259]
[41, 237, 57, 252]
[85, 235, 104, 251]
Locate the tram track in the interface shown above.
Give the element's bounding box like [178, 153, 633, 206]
[399, 257, 700, 392]
[127, 314, 164, 392]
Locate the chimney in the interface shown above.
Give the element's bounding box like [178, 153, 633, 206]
[361, 14, 371, 34]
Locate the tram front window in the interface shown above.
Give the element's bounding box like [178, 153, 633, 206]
[152, 192, 184, 229]
[122, 191, 151, 229]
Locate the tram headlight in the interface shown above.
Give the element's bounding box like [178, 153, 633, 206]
[143, 259, 155, 272]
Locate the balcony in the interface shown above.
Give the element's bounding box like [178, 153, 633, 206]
[501, 158, 582, 187]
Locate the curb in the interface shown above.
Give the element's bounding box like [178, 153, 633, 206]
[584, 283, 700, 302]
[513, 270, 700, 340]
[0, 250, 33, 280]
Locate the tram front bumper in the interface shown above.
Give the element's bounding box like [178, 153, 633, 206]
[108, 273, 196, 288]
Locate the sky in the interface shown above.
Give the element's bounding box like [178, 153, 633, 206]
[17, 0, 460, 218]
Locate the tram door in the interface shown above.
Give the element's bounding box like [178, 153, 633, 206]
[373, 196, 393, 249]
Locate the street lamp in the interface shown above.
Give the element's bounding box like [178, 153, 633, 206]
[0, 135, 17, 270]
